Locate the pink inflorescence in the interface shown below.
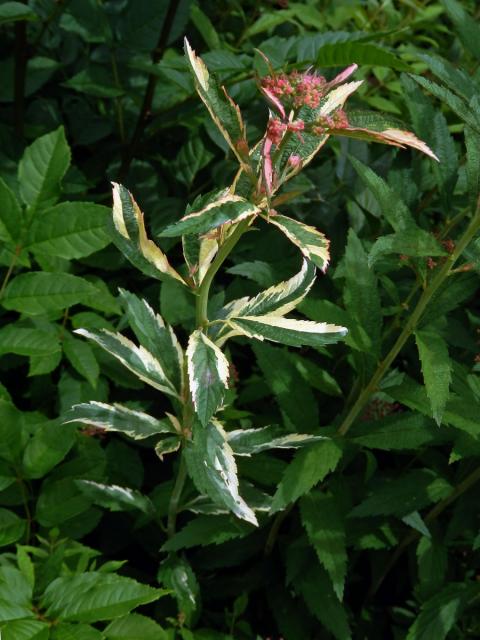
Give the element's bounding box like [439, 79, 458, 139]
[261, 70, 327, 110]
[313, 109, 350, 134]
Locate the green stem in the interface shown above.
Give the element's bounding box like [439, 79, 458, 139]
[167, 453, 187, 539]
[196, 218, 251, 327]
[337, 203, 480, 437]
[0, 246, 21, 300]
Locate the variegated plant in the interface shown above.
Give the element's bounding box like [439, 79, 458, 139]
[66, 39, 437, 531]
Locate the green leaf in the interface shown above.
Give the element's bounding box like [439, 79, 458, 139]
[26, 202, 111, 259]
[316, 41, 408, 71]
[0, 2, 38, 24]
[0, 620, 49, 640]
[349, 157, 415, 231]
[0, 326, 60, 357]
[271, 440, 343, 513]
[2, 272, 98, 315]
[63, 335, 100, 389]
[227, 425, 325, 455]
[265, 214, 330, 271]
[174, 137, 214, 187]
[351, 413, 440, 450]
[103, 613, 168, 640]
[415, 327, 452, 425]
[406, 583, 478, 640]
[22, 420, 76, 479]
[184, 39, 248, 166]
[18, 127, 71, 214]
[0, 177, 22, 243]
[119, 289, 183, 392]
[185, 419, 257, 525]
[441, 0, 480, 61]
[0, 509, 25, 547]
[59, 0, 112, 44]
[294, 562, 351, 640]
[349, 469, 453, 518]
[111, 183, 185, 285]
[228, 315, 347, 348]
[159, 193, 259, 238]
[343, 229, 382, 359]
[41, 572, 165, 623]
[369, 229, 445, 265]
[300, 493, 347, 600]
[65, 401, 175, 439]
[465, 126, 480, 210]
[157, 555, 199, 626]
[76, 480, 155, 515]
[75, 329, 179, 398]
[417, 536, 448, 594]
[190, 4, 220, 49]
[161, 514, 251, 551]
[187, 330, 229, 426]
[50, 623, 102, 640]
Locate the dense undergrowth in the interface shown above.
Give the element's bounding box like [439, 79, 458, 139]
[0, 1, 480, 638]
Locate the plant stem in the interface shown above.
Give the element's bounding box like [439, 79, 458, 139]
[196, 217, 251, 327]
[337, 202, 480, 437]
[366, 464, 480, 601]
[167, 453, 187, 538]
[0, 246, 21, 300]
[119, 0, 181, 180]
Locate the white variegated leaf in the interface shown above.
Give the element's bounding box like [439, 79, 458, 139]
[227, 425, 327, 455]
[319, 80, 364, 115]
[187, 330, 230, 426]
[75, 328, 179, 398]
[64, 401, 175, 439]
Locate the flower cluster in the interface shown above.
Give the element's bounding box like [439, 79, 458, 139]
[313, 108, 350, 134]
[261, 70, 328, 110]
[266, 117, 305, 145]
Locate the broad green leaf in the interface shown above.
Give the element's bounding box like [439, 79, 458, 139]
[75, 329, 179, 398]
[316, 41, 408, 71]
[300, 492, 347, 600]
[76, 480, 155, 515]
[2, 272, 98, 315]
[41, 572, 165, 623]
[406, 583, 478, 640]
[228, 315, 347, 348]
[253, 342, 319, 429]
[441, 0, 480, 61]
[157, 555, 199, 626]
[111, 183, 185, 284]
[0, 326, 60, 357]
[415, 327, 452, 425]
[174, 136, 214, 187]
[190, 4, 220, 49]
[185, 419, 258, 525]
[59, 0, 112, 43]
[351, 413, 440, 450]
[417, 536, 448, 594]
[369, 229, 445, 265]
[271, 440, 343, 513]
[0, 2, 38, 24]
[0, 400, 29, 462]
[29, 348, 62, 376]
[36, 477, 96, 528]
[0, 509, 25, 547]
[65, 401, 175, 439]
[160, 193, 259, 238]
[344, 229, 381, 360]
[26, 202, 111, 259]
[119, 289, 183, 392]
[18, 127, 71, 214]
[294, 562, 351, 640]
[265, 214, 330, 271]
[22, 420, 76, 479]
[161, 514, 251, 551]
[0, 619, 49, 640]
[349, 157, 415, 231]
[349, 469, 453, 518]
[187, 330, 229, 426]
[227, 425, 325, 455]
[103, 613, 168, 640]
[0, 177, 22, 243]
[184, 39, 248, 166]
[63, 335, 99, 389]
[50, 623, 102, 640]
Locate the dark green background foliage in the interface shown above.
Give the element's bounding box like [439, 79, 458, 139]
[0, 0, 480, 638]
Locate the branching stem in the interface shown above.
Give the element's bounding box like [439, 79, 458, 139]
[337, 201, 480, 437]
